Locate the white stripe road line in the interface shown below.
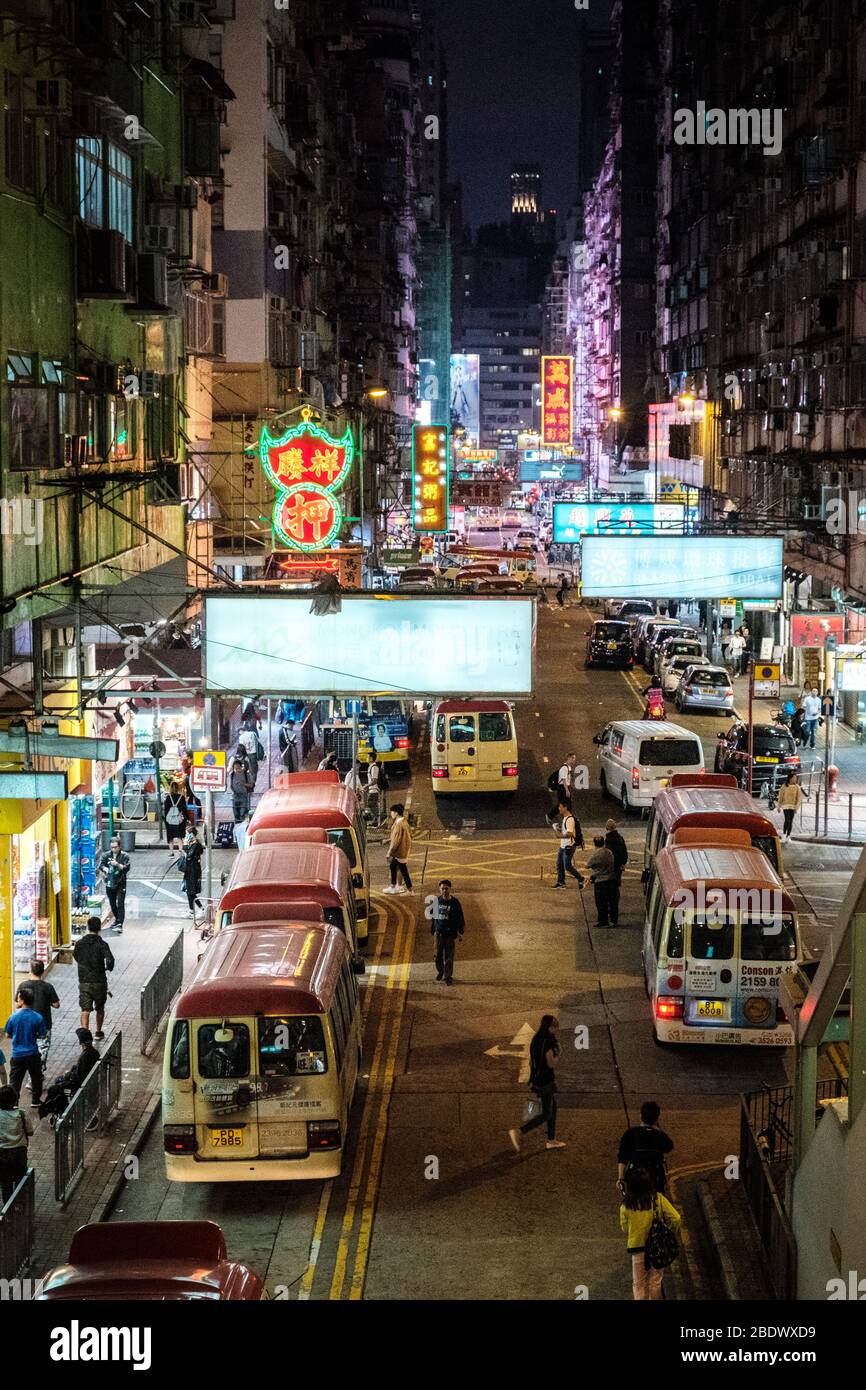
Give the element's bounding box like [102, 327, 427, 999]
[136, 881, 188, 903]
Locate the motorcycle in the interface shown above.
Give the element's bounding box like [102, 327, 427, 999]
[644, 688, 667, 721]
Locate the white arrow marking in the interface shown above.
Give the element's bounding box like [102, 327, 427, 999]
[484, 1023, 535, 1083]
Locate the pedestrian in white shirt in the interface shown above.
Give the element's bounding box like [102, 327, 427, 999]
[802, 688, 822, 748]
[557, 752, 577, 809]
[728, 630, 745, 676]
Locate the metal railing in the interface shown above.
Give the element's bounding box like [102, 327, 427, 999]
[299, 705, 318, 761]
[739, 1092, 797, 1300]
[140, 930, 184, 1055]
[0, 1167, 35, 1280]
[54, 1032, 123, 1206]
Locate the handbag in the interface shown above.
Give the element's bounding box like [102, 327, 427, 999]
[176, 852, 188, 874]
[644, 1195, 679, 1270]
[523, 1094, 541, 1124]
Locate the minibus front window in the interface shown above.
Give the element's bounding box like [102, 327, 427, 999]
[327, 827, 356, 867]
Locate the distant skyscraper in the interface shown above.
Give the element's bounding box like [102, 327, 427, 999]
[510, 165, 542, 220]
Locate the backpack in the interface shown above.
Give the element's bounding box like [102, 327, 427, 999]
[547, 769, 561, 793]
[644, 1196, 679, 1270]
[166, 796, 183, 826]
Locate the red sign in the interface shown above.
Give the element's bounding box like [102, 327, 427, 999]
[259, 412, 354, 552]
[274, 486, 341, 550]
[790, 613, 845, 648]
[541, 356, 573, 446]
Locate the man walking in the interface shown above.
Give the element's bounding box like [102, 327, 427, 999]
[24, 959, 59, 1079]
[802, 687, 822, 749]
[366, 752, 387, 826]
[430, 879, 465, 985]
[3, 986, 46, 1106]
[617, 1100, 674, 1196]
[230, 756, 251, 824]
[587, 835, 616, 927]
[73, 916, 115, 1041]
[728, 628, 745, 677]
[384, 803, 413, 894]
[238, 725, 259, 788]
[557, 751, 577, 809]
[553, 796, 585, 889]
[278, 718, 299, 772]
[604, 818, 629, 927]
[99, 835, 130, 932]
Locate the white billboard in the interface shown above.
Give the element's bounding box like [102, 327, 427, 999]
[580, 536, 784, 600]
[450, 354, 481, 445]
[204, 595, 534, 696]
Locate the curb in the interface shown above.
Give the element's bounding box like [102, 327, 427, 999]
[89, 1091, 163, 1225]
[696, 1177, 739, 1300]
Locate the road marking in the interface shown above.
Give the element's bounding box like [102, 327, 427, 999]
[137, 881, 188, 903]
[484, 1023, 535, 1083]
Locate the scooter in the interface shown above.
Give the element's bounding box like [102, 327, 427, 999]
[644, 688, 667, 721]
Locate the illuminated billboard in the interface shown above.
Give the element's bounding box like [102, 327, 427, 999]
[411, 423, 450, 533]
[541, 356, 573, 446]
[450, 354, 481, 444]
[581, 536, 784, 600]
[553, 502, 685, 541]
[259, 411, 354, 552]
[204, 595, 534, 696]
[790, 614, 845, 649]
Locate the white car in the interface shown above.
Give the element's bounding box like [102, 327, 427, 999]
[655, 636, 706, 681]
[660, 652, 711, 696]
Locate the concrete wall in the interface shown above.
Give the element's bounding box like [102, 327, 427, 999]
[792, 1099, 866, 1300]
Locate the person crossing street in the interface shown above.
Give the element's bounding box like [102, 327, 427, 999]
[430, 879, 465, 985]
[553, 796, 585, 889]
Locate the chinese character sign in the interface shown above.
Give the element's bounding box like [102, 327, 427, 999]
[541, 356, 573, 447]
[259, 413, 354, 552]
[412, 424, 449, 533]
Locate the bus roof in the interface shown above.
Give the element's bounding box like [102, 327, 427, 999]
[273, 770, 340, 788]
[669, 773, 738, 789]
[434, 699, 511, 713]
[231, 901, 325, 926]
[246, 827, 329, 849]
[668, 827, 753, 850]
[219, 843, 351, 913]
[248, 784, 358, 836]
[655, 844, 795, 913]
[175, 924, 347, 1018]
[652, 786, 778, 835]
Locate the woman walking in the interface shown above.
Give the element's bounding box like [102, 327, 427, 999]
[163, 779, 188, 852]
[777, 771, 802, 840]
[620, 1167, 681, 1300]
[0, 1084, 33, 1203]
[508, 1014, 566, 1153]
[180, 825, 204, 920]
[229, 757, 251, 825]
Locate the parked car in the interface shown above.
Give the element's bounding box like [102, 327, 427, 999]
[654, 635, 705, 680]
[593, 719, 705, 812]
[714, 721, 801, 792]
[674, 663, 735, 713]
[474, 577, 525, 593]
[632, 613, 664, 661]
[661, 652, 711, 696]
[603, 598, 657, 623]
[585, 619, 634, 669]
[643, 622, 697, 671]
[516, 528, 536, 545]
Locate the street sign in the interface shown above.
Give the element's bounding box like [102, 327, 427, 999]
[191, 749, 226, 793]
[0, 771, 68, 800]
[753, 662, 781, 699]
[719, 599, 737, 617]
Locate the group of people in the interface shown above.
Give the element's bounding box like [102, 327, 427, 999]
[722, 622, 754, 676]
[784, 687, 830, 751]
[550, 753, 628, 926]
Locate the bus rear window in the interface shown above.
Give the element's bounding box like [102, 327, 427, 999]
[449, 716, 475, 743]
[259, 1017, 327, 1075]
[327, 827, 356, 867]
[197, 1023, 250, 1078]
[689, 919, 734, 960]
[741, 917, 798, 962]
[479, 713, 511, 742]
[639, 739, 701, 767]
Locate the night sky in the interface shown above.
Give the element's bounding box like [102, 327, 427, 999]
[435, 0, 613, 230]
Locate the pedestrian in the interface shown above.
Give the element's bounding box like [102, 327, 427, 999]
[163, 778, 188, 852]
[344, 760, 363, 798]
[180, 825, 204, 919]
[278, 718, 299, 772]
[553, 796, 585, 889]
[617, 1100, 674, 1197]
[237, 726, 259, 788]
[229, 756, 251, 824]
[802, 686, 822, 749]
[557, 751, 577, 809]
[555, 573, 568, 608]
[791, 702, 807, 747]
[241, 698, 261, 732]
[317, 750, 339, 773]
[508, 1014, 566, 1153]
[99, 834, 130, 932]
[384, 803, 413, 894]
[40, 1028, 101, 1123]
[667, 598, 678, 620]
[620, 1167, 681, 1300]
[778, 771, 802, 840]
[728, 628, 745, 677]
[723, 497, 740, 529]
[3, 986, 45, 1106]
[588, 834, 617, 926]
[73, 915, 115, 1040]
[430, 878, 465, 985]
[366, 751, 388, 826]
[0, 1086, 34, 1203]
[24, 960, 59, 1080]
[605, 818, 629, 925]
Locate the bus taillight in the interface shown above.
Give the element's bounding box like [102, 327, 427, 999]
[501, 763, 518, 777]
[394, 737, 409, 749]
[164, 1125, 197, 1154]
[655, 997, 684, 1021]
[432, 767, 449, 778]
[308, 1120, 341, 1150]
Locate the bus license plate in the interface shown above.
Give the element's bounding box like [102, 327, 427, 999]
[210, 1127, 244, 1148]
[755, 755, 777, 763]
[452, 765, 474, 778]
[694, 999, 727, 1020]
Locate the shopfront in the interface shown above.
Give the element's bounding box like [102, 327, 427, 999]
[0, 793, 70, 1020]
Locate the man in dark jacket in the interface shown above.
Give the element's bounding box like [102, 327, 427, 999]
[616, 1100, 674, 1195]
[605, 818, 629, 926]
[57, 1028, 101, 1094]
[429, 879, 465, 985]
[99, 836, 130, 932]
[73, 917, 115, 1040]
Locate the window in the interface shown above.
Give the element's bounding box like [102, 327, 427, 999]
[4, 72, 35, 191]
[741, 916, 797, 963]
[76, 137, 103, 227]
[76, 138, 133, 241]
[326, 827, 357, 868]
[109, 394, 136, 462]
[169, 1020, 190, 1079]
[197, 1023, 250, 1078]
[435, 714, 445, 742]
[108, 143, 133, 240]
[7, 354, 72, 471]
[638, 738, 700, 767]
[449, 715, 475, 743]
[689, 918, 734, 961]
[330, 994, 346, 1073]
[479, 712, 510, 742]
[258, 1016, 327, 1076]
[43, 118, 67, 208]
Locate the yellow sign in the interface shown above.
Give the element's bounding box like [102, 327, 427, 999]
[192, 749, 227, 792]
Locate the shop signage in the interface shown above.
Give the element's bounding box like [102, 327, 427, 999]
[719, 599, 737, 617]
[541, 356, 573, 446]
[839, 659, 866, 692]
[0, 771, 68, 799]
[581, 536, 784, 600]
[411, 423, 450, 533]
[259, 409, 354, 552]
[552, 502, 684, 541]
[752, 662, 780, 699]
[790, 613, 845, 649]
[191, 750, 226, 793]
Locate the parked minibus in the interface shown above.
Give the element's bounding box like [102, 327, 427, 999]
[642, 826, 753, 909]
[643, 784, 784, 874]
[217, 842, 365, 962]
[431, 699, 519, 793]
[248, 777, 370, 935]
[163, 923, 361, 1181]
[643, 843, 801, 1045]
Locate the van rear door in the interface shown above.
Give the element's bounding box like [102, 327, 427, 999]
[192, 1019, 259, 1161]
[637, 735, 703, 797]
[256, 1015, 332, 1157]
[446, 711, 477, 783]
[476, 708, 516, 782]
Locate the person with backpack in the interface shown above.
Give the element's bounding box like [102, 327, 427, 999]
[553, 796, 585, 889]
[551, 752, 577, 810]
[237, 727, 260, 789]
[605, 818, 629, 925]
[508, 1014, 566, 1153]
[278, 719, 299, 772]
[617, 1100, 674, 1195]
[73, 916, 115, 1040]
[366, 752, 388, 826]
[163, 779, 188, 852]
[620, 1167, 681, 1300]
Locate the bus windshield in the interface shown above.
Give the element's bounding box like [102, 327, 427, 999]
[327, 827, 357, 867]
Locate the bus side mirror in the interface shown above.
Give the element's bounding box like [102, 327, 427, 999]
[352, 873, 364, 889]
[592, 734, 602, 745]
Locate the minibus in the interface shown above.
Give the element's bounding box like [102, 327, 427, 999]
[248, 777, 370, 935]
[163, 923, 361, 1181]
[643, 784, 784, 874]
[431, 699, 519, 793]
[642, 826, 753, 908]
[217, 842, 365, 962]
[643, 843, 801, 1046]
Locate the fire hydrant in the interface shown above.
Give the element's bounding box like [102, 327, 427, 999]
[828, 765, 840, 801]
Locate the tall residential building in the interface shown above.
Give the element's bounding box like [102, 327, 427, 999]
[510, 165, 542, 220]
[462, 304, 541, 448]
[416, 0, 452, 429]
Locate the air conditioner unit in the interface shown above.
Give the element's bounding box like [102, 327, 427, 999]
[136, 253, 169, 309]
[46, 648, 76, 679]
[201, 271, 227, 296]
[63, 434, 88, 468]
[139, 370, 161, 399]
[802, 504, 822, 519]
[793, 411, 814, 436]
[30, 78, 73, 113]
[145, 224, 176, 253]
[173, 184, 199, 209]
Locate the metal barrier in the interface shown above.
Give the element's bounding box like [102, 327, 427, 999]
[54, 1031, 123, 1206]
[140, 930, 184, 1055]
[0, 1167, 35, 1280]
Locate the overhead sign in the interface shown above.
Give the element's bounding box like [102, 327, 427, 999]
[752, 662, 780, 699]
[657, 477, 699, 505]
[541, 355, 573, 446]
[0, 771, 68, 800]
[204, 595, 535, 696]
[580, 536, 784, 600]
[450, 354, 480, 444]
[840, 659, 866, 691]
[259, 410, 354, 552]
[412, 423, 450, 533]
[459, 448, 498, 463]
[0, 729, 119, 761]
[790, 614, 845, 649]
[552, 502, 684, 541]
[520, 460, 584, 485]
[191, 749, 226, 793]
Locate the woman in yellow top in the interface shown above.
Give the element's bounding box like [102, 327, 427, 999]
[777, 771, 802, 841]
[620, 1167, 681, 1300]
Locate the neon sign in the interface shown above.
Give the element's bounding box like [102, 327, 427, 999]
[541, 356, 573, 446]
[411, 423, 449, 532]
[259, 409, 354, 551]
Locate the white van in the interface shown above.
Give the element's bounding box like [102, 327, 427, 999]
[593, 719, 705, 813]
